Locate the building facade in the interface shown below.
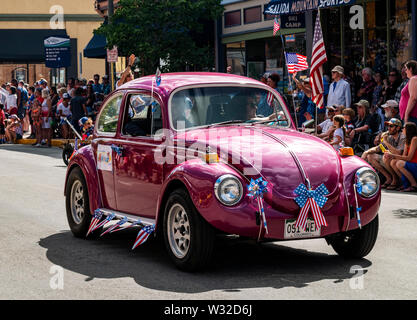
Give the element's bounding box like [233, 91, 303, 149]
[218, 0, 417, 95]
[0, 0, 105, 85]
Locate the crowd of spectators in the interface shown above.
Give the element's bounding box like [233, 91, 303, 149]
[292, 60, 417, 192]
[0, 74, 111, 146]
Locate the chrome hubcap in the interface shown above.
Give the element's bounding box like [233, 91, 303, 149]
[167, 203, 191, 259]
[70, 180, 84, 224]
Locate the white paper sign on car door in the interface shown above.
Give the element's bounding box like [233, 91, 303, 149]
[97, 144, 113, 172]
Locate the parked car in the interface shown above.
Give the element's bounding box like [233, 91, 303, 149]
[64, 72, 380, 271]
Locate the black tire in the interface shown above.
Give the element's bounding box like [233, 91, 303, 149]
[62, 144, 74, 166]
[163, 189, 215, 272]
[65, 167, 92, 238]
[328, 215, 379, 258]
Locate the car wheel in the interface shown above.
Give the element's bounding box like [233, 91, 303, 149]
[65, 167, 92, 238]
[327, 215, 379, 258]
[163, 189, 215, 271]
[62, 144, 74, 166]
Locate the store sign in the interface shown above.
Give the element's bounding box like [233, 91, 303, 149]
[107, 46, 118, 63]
[264, 0, 356, 16]
[44, 35, 71, 68]
[281, 14, 305, 28]
[349, 5, 364, 30]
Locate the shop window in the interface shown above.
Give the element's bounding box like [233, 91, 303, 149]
[244, 6, 261, 24]
[224, 10, 241, 28]
[226, 41, 246, 76]
[13, 67, 27, 83]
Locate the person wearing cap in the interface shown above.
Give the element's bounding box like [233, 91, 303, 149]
[57, 93, 72, 139]
[315, 105, 337, 140]
[349, 100, 372, 153]
[381, 100, 401, 124]
[4, 114, 23, 144]
[79, 116, 94, 141]
[327, 66, 351, 109]
[362, 118, 405, 189]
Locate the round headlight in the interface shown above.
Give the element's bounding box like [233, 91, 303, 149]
[214, 175, 243, 206]
[356, 167, 380, 198]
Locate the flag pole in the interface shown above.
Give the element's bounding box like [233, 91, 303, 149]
[314, 9, 321, 136]
[277, 20, 299, 129]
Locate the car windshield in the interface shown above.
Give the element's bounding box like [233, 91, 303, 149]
[169, 86, 290, 130]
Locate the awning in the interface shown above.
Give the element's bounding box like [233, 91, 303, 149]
[83, 33, 107, 58]
[264, 0, 356, 16]
[0, 29, 68, 63]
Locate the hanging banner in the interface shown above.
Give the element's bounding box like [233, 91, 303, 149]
[44, 35, 71, 68]
[264, 0, 356, 16]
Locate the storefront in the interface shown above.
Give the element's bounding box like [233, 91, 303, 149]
[218, 0, 416, 93]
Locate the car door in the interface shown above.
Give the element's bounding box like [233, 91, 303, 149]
[92, 92, 124, 211]
[113, 91, 165, 218]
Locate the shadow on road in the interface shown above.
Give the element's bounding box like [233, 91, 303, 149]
[392, 208, 417, 219]
[0, 144, 62, 160]
[39, 230, 371, 293]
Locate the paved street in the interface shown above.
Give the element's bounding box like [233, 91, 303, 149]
[0, 144, 416, 300]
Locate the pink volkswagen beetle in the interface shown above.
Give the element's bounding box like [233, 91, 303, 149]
[64, 73, 380, 271]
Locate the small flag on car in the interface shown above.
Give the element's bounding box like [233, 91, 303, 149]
[132, 224, 155, 250]
[86, 209, 103, 237]
[266, 92, 274, 106]
[155, 68, 161, 86]
[91, 213, 116, 233]
[100, 217, 128, 237]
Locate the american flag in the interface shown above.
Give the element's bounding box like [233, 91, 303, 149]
[285, 53, 309, 74]
[100, 217, 128, 237]
[132, 224, 155, 249]
[91, 213, 115, 233]
[266, 91, 274, 106]
[273, 17, 280, 36]
[309, 12, 327, 109]
[86, 209, 103, 237]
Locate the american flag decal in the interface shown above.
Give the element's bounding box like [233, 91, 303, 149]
[100, 217, 128, 237]
[309, 12, 327, 109]
[132, 224, 155, 250]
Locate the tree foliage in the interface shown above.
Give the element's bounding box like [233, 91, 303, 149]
[96, 0, 224, 75]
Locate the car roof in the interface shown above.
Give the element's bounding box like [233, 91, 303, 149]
[117, 72, 267, 96]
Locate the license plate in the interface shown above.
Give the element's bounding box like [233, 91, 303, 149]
[284, 218, 321, 239]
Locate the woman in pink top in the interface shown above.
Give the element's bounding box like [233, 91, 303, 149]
[399, 60, 417, 126]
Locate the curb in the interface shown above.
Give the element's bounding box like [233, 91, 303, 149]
[17, 139, 74, 148]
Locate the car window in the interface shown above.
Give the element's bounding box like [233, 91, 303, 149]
[169, 86, 290, 130]
[122, 93, 163, 137]
[97, 94, 123, 134]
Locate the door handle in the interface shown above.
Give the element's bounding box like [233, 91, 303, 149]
[111, 144, 124, 157]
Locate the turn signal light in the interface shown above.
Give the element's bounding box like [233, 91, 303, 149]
[339, 147, 354, 157]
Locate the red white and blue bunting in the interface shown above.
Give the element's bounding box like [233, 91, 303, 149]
[86, 210, 155, 248]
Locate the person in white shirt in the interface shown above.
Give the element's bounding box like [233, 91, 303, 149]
[327, 66, 352, 109]
[57, 93, 72, 139]
[116, 54, 136, 89]
[316, 105, 337, 140]
[330, 115, 346, 150]
[0, 85, 18, 114]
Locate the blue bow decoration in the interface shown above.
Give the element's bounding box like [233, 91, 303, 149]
[294, 183, 329, 209]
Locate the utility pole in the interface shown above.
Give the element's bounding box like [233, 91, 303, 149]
[108, 0, 115, 90]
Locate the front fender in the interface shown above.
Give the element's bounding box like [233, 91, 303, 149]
[156, 159, 247, 232]
[341, 155, 381, 231]
[64, 145, 102, 215]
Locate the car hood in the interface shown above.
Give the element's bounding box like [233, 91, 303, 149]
[174, 125, 343, 213]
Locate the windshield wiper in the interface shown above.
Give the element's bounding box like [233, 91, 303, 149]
[207, 120, 247, 128]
